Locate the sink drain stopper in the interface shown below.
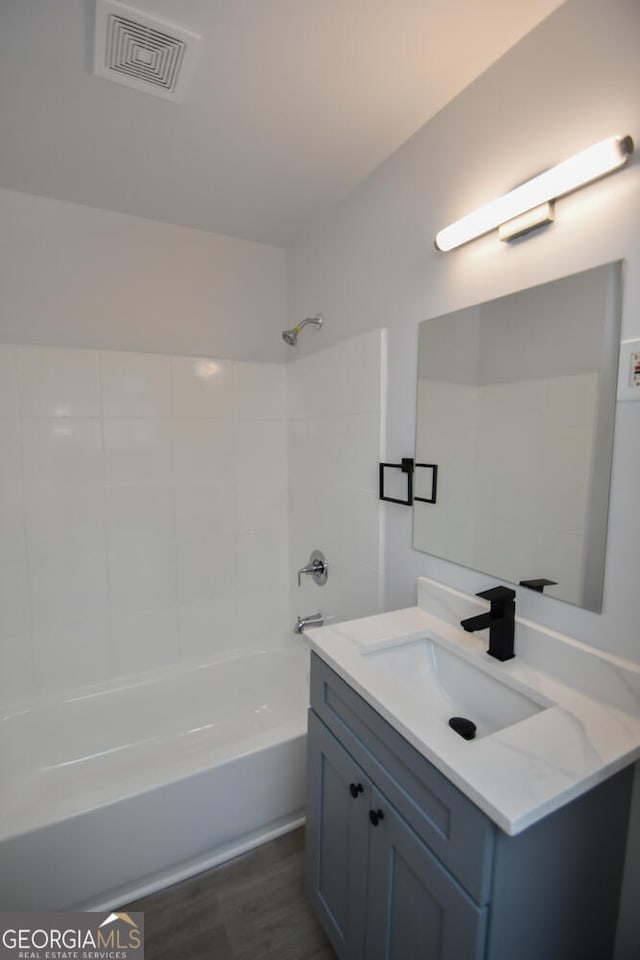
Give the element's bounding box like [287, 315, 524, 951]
[449, 716, 477, 740]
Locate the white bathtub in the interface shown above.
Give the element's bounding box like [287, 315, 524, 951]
[0, 647, 309, 910]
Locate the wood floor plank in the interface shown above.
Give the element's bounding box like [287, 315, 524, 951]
[121, 828, 335, 960]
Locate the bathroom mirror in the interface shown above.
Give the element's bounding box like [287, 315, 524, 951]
[413, 261, 622, 612]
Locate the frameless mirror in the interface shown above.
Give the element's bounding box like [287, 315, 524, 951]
[413, 262, 622, 612]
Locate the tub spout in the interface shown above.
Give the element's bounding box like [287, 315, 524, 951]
[294, 613, 323, 634]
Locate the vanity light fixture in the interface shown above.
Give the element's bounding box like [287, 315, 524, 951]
[435, 134, 634, 252]
[497, 201, 554, 242]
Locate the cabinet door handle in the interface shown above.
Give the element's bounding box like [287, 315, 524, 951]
[369, 809, 384, 826]
[349, 782, 364, 799]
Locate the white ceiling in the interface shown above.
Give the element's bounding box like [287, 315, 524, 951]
[0, 0, 565, 247]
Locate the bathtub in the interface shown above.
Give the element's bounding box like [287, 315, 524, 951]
[0, 646, 309, 910]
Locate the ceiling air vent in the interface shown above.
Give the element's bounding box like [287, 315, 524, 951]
[94, 0, 200, 101]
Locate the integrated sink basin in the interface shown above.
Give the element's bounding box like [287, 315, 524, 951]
[305, 587, 640, 834]
[361, 636, 547, 739]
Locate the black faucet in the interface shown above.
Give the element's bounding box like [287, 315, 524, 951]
[460, 586, 516, 661]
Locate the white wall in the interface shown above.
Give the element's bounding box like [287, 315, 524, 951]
[286, 1, 640, 954]
[287, 0, 640, 663]
[0, 189, 287, 362]
[0, 344, 289, 707]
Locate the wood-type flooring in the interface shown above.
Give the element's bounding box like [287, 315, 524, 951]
[123, 827, 336, 960]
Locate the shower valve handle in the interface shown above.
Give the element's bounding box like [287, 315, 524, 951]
[297, 550, 328, 587]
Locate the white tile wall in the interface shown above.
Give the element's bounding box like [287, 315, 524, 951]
[33, 619, 110, 695]
[287, 329, 386, 626]
[0, 344, 289, 707]
[0, 347, 18, 418]
[178, 594, 237, 661]
[173, 420, 234, 483]
[175, 482, 236, 540]
[0, 632, 33, 704]
[106, 484, 175, 547]
[22, 419, 104, 487]
[99, 352, 172, 419]
[0, 419, 21, 494]
[0, 563, 30, 640]
[103, 419, 173, 486]
[17, 347, 100, 418]
[171, 357, 234, 419]
[108, 539, 177, 613]
[234, 362, 286, 420]
[177, 536, 236, 603]
[111, 606, 180, 677]
[30, 547, 109, 630]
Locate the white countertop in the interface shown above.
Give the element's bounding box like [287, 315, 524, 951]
[306, 577, 640, 835]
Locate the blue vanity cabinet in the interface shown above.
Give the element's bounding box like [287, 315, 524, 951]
[305, 710, 371, 958]
[306, 709, 486, 960]
[306, 652, 633, 960]
[364, 783, 486, 960]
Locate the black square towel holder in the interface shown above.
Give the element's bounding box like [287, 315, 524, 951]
[379, 458, 438, 506]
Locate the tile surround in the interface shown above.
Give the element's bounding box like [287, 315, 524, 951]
[0, 632, 33, 705]
[175, 482, 236, 541]
[287, 329, 386, 626]
[0, 345, 289, 705]
[106, 484, 176, 547]
[0, 562, 30, 641]
[32, 619, 111, 695]
[103, 418, 173, 486]
[171, 357, 235, 420]
[0, 347, 18, 418]
[17, 347, 100, 418]
[111, 605, 181, 677]
[0, 419, 21, 495]
[99, 351, 172, 419]
[108, 539, 177, 613]
[22, 418, 104, 487]
[178, 595, 238, 661]
[233, 362, 286, 420]
[177, 536, 236, 604]
[1, 334, 384, 706]
[30, 547, 109, 631]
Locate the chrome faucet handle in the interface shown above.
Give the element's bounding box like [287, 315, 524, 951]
[297, 562, 317, 586]
[297, 550, 328, 587]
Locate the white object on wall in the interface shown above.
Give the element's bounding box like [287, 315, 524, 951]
[618, 339, 640, 402]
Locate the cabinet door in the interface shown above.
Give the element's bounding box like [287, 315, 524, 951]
[305, 710, 371, 959]
[365, 787, 487, 960]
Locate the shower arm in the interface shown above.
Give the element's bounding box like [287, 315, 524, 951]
[282, 314, 323, 345]
[296, 316, 322, 334]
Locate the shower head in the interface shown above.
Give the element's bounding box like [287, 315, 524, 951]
[282, 314, 323, 346]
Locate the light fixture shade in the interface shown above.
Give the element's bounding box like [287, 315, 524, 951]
[498, 201, 555, 242]
[435, 135, 634, 252]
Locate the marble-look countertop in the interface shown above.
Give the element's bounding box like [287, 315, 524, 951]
[306, 577, 640, 835]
